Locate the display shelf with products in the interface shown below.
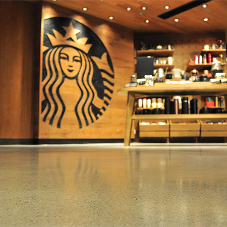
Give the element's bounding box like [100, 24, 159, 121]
[186, 49, 226, 72]
[186, 63, 226, 72]
[170, 120, 200, 138]
[139, 120, 169, 138]
[200, 120, 227, 137]
[117, 83, 227, 146]
[136, 49, 175, 70]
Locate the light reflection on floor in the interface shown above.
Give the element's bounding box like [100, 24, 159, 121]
[0, 143, 227, 226]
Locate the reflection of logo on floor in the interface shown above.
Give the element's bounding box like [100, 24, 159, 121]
[41, 18, 114, 129]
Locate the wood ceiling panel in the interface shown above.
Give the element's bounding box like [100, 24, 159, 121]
[41, 0, 227, 34]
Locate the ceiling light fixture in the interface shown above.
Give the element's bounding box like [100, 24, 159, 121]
[164, 5, 170, 10]
[141, 6, 147, 10]
[203, 17, 209, 21]
[174, 18, 179, 22]
[126, 7, 132, 11]
[82, 7, 88, 11]
[109, 16, 114, 20]
[145, 20, 150, 23]
[202, 3, 207, 8]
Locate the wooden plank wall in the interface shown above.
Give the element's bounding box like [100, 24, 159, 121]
[39, 3, 134, 139]
[0, 1, 38, 139]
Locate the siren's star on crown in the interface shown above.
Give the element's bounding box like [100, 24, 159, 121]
[44, 22, 92, 53]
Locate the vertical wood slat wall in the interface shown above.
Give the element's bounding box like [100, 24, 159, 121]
[0, 1, 38, 139]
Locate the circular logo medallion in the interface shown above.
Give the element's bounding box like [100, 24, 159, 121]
[41, 17, 114, 129]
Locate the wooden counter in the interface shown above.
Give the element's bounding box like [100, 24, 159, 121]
[117, 82, 227, 146]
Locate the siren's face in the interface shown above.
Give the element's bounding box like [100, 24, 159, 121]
[60, 47, 81, 78]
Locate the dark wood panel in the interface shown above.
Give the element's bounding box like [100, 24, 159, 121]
[0, 1, 39, 139]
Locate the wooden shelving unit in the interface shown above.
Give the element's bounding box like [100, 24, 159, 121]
[117, 83, 227, 146]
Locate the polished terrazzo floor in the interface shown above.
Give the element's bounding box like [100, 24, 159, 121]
[0, 143, 227, 227]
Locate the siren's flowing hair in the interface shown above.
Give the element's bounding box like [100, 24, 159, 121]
[42, 46, 103, 128]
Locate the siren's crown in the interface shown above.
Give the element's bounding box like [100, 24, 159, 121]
[44, 22, 92, 53]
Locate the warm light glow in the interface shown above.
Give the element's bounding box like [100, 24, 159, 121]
[141, 6, 147, 10]
[202, 3, 207, 8]
[109, 16, 114, 20]
[126, 7, 132, 11]
[203, 17, 209, 22]
[164, 5, 170, 9]
[145, 19, 150, 23]
[82, 7, 88, 11]
[174, 18, 179, 22]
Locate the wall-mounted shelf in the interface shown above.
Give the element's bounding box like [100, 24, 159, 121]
[137, 49, 174, 57]
[201, 49, 226, 54]
[186, 49, 226, 72]
[154, 64, 174, 70]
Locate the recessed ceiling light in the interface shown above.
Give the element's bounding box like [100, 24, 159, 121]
[145, 19, 150, 23]
[53, 0, 57, 1]
[164, 5, 170, 9]
[141, 6, 147, 10]
[126, 7, 132, 11]
[109, 16, 114, 20]
[82, 7, 88, 11]
[203, 17, 209, 22]
[202, 3, 207, 8]
[174, 18, 179, 22]
[139, 13, 143, 16]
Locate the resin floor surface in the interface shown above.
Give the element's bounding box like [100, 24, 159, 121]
[0, 143, 227, 227]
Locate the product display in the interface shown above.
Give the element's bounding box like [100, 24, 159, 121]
[182, 97, 189, 114]
[190, 98, 198, 114]
[164, 98, 171, 114]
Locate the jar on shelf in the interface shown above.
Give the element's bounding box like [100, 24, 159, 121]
[211, 61, 223, 78]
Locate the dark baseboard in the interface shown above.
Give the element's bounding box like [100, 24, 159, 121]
[0, 137, 225, 145]
[0, 139, 125, 145]
[0, 139, 36, 145]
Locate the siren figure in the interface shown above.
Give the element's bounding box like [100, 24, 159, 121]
[41, 22, 105, 129]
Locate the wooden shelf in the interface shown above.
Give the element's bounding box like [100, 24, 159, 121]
[154, 64, 174, 70]
[186, 63, 226, 72]
[117, 83, 227, 97]
[132, 114, 227, 121]
[137, 49, 174, 57]
[202, 49, 226, 54]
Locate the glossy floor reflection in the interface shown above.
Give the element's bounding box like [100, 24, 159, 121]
[0, 143, 227, 226]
